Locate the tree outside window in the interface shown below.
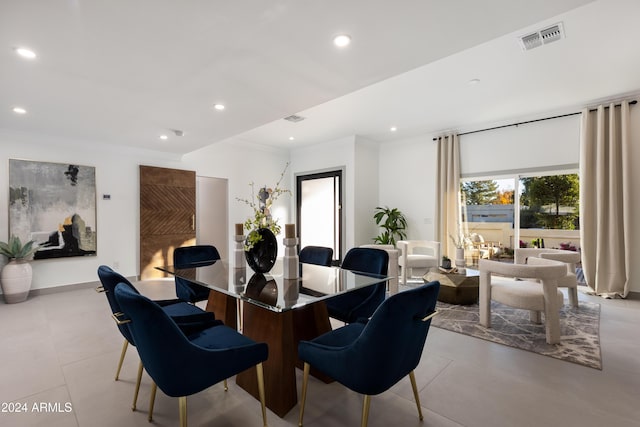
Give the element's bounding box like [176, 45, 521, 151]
[520, 174, 579, 230]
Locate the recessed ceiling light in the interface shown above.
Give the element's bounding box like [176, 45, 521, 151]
[333, 34, 351, 48]
[15, 47, 36, 59]
[468, 78, 481, 85]
[289, 136, 295, 141]
[159, 134, 168, 140]
[390, 126, 397, 132]
[213, 103, 225, 111]
[12, 107, 27, 114]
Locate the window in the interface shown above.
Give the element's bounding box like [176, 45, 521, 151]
[518, 172, 579, 250]
[460, 170, 580, 264]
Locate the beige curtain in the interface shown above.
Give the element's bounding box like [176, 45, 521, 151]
[435, 134, 461, 260]
[579, 101, 631, 298]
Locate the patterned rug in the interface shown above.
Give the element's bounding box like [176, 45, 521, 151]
[431, 300, 602, 370]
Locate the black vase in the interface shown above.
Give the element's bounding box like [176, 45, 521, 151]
[245, 228, 278, 273]
[245, 273, 278, 305]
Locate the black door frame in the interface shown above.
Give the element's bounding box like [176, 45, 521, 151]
[295, 169, 343, 265]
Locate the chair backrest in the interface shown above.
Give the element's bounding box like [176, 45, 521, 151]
[114, 283, 203, 396]
[173, 245, 221, 302]
[515, 248, 581, 274]
[97, 265, 139, 344]
[341, 247, 389, 276]
[299, 246, 333, 267]
[396, 240, 441, 264]
[360, 244, 400, 294]
[115, 283, 268, 398]
[480, 258, 567, 281]
[338, 281, 440, 395]
[174, 245, 221, 267]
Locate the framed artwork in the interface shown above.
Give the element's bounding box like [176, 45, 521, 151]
[8, 159, 97, 259]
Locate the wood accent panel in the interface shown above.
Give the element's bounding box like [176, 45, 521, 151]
[139, 165, 196, 280]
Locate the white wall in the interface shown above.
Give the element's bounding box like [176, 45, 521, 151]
[378, 134, 438, 241]
[354, 136, 380, 246]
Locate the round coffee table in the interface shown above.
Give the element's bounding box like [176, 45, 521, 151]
[423, 268, 479, 305]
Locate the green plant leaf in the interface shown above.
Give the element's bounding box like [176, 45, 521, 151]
[0, 235, 39, 260]
[373, 206, 407, 246]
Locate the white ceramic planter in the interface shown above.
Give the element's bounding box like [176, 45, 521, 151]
[1, 260, 33, 303]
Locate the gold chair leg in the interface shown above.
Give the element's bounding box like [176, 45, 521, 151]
[361, 395, 371, 427]
[132, 360, 143, 411]
[409, 371, 424, 420]
[256, 363, 268, 427]
[179, 396, 187, 427]
[223, 379, 228, 391]
[148, 382, 157, 422]
[298, 362, 310, 427]
[115, 339, 129, 380]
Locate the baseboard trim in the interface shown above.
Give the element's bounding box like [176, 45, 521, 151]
[627, 291, 640, 300]
[20, 275, 139, 297]
[29, 281, 99, 296]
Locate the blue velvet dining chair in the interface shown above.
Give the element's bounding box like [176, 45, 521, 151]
[173, 245, 221, 303]
[298, 280, 440, 427]
[96, 265, 221, 412]
[114, 283, 269, 427]
[324, 247, 389, 323]
[299, 245, 334, 267]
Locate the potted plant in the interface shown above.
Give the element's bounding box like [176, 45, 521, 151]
[236, 163, 291, 273]
[0, 235, 39, 303]
[441, 255, 452, 269]
[373, 206, 407, 246]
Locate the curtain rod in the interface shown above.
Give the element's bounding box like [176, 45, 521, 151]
[432, 99, 637, 141]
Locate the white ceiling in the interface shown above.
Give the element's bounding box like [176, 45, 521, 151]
[1, 0, 638, 155]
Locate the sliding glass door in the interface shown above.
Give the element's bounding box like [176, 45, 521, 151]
[460, 170, 580, 265]
[518, 172, 580, 250]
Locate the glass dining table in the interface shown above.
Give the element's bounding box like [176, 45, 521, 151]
[157, 259, 388, 417]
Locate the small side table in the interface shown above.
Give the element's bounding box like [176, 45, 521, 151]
[424, 268, 479, 305]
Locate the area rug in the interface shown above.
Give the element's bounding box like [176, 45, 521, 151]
[431, 300, 602, 370]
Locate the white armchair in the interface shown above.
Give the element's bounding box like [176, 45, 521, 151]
[359, 244, 399, 295]
[479, 257, 568, 344]
[466, 233, 500, 264]
[515, 248, 581, 307]
[396, 240, 440, 285]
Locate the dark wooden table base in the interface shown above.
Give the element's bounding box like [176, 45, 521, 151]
[235, 301, 332, 417]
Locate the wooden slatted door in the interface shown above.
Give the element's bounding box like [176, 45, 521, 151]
[139, 165, 196, 279]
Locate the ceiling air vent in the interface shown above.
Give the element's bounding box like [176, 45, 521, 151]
[518, 22, 564, 51]
[283, 114, 306, 123]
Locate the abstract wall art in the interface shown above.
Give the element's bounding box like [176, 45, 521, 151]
[8, 159, 97, 259]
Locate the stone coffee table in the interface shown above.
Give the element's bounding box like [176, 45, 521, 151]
[423, 268, 479, 305]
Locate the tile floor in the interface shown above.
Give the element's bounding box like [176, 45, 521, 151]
[1, 281, 639, 427]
